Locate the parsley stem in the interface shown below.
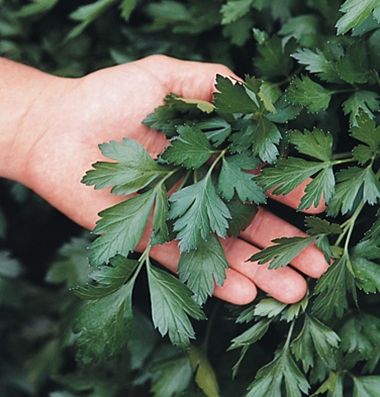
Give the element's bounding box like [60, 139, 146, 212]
[332, 152, 353, 160]
[332, 157, 355, 165]
[207, 149, 227, 177]
[284, 320, 295, 349]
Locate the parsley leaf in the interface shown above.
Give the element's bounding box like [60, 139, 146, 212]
[353, 376, 380, 397]
[312, 256, 355, 320]
[352, 257, 380, 293]
[82, 138, 170, 195]
[336, 0, 380, 35]
[169, 176, 231, 252]
[89, 190, 155, 266]
[292, 48, 339, 82]
[161, 125, 215, 169]
[73, 257, 140, 364]
[343, 91, 380, 127]
[250, 236, 315, 269]
[229, 117, 281, 163]
[291, 315, 340, 372]
[178, 235, 228, 304]
[218, 154, 265, 203]
[289, 129, 333, 162]
[287, 75, 332, 113]
[147, 265, 205, 346]
[328, 167, 380, 215]
[259, 157, 327, 195]
[214, 75, 259, 114]
[246, 345, 310, 397]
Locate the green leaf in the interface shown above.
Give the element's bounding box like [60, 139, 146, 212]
[151, 184, 170, 245]
[230, 117, 281, 163]
[255, 36, 293, 78]
[119, 0, 137, 20]
[259, 157, 326, 196]
[279, 15, 318, 48]
[73, 271, 138, 364]
[343, 91, 380, 127]
[46, 237, 90, 287]
[229, 319, 271, 350]
[74, 255, 139, 299]
[336, 42, 369, 84]
[351, 112, 380, 147]
[218, 155, 265, 203]
[287, 76, 332, 113]
[227, 199, 258, 237]
[340, 313, 380, 367]
[353, 376, 380, 397]
[289, 129, 333, 162]
[328, 167, 380, 215]
[147, 265, 205, 347]
[189, 346, 220, 397]
[150, 353, 193, 397]
[89, 190, 155, 266]
[312, 256, 354, 320]
[0, 251, 22, 279]
[214, 75, 259, 114]
[258, 82, 280, 113]
[198, 117, 232, 147]
[67, 0, 116, 40]
[82, 138, 170, 195]
[352, 257, 380, 293]
[313, 372, 344, 397]
[161, 125, 215, 169]
[246, 346, 310, 397]
[220, 0, 255, 24]
[169, 176, 231, 252]
[253, 298, 287, 318]
[178, 235, 228, 304]
[143, 94, 205, 137]
[335, 0, 380, 35]
[15, 0, 58, 17]
[250, 236, 315, 269]
[305, 217, 342, 236]
[299, 167, 335, 210]
[292, 48, 339, 82]
[291, 315, 340, 372]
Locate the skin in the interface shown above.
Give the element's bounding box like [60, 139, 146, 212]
[0, 55, 328, 305]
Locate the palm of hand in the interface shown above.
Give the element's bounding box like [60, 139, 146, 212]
[25, 55, 328, 305]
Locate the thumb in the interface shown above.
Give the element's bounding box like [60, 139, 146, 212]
[138, 54, 240, 101]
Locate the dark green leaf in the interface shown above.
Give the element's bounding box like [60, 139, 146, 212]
[178, 235, 228, 304]
[218, 155, 265, 203]
[169, 176, 231, 252]
[287, 76, 332, 113]
[147, 265, 205, 346]
[250, 236, 315, 269]
[89, 190, 155, 266]
[161, 125, 215, 169]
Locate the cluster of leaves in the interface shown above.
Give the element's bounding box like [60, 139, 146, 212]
[1, 0, 380, 396]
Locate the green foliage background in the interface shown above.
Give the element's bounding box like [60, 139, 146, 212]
[1, 0, 380, 396]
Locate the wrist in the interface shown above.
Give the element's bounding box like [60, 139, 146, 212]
[0, 59, 77, 183]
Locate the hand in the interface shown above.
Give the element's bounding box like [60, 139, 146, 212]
[10, 55, 328, 305]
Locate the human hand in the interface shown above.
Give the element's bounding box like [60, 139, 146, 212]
[10, 55, 328, 305]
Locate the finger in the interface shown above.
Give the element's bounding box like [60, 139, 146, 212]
[149, 240, 257, 305]
[240, 208, 328, 278]
[268, 177, 326, 214]
[140, 54, 240, 101]
[222, 238, 307, 304]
